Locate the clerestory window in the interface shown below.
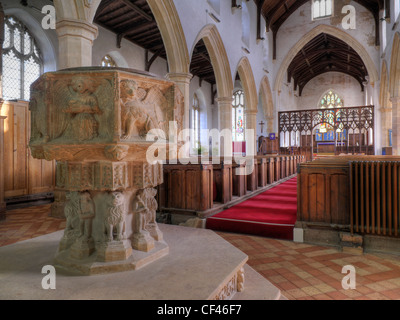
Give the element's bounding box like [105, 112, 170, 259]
[312, 0, 333, 20]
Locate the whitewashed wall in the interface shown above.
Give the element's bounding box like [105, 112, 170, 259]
[299, 72, 364, 109]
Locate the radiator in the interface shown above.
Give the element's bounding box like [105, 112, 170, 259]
[350, 161, 400, 237]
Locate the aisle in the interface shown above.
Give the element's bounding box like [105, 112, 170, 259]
[206, 177, 297, 240]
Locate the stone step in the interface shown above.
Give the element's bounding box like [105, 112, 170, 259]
[232, 264, 284, 300]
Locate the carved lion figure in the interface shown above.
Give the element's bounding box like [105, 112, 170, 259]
[104, 192, 126, 242]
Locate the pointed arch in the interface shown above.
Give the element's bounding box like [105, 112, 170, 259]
[236, 57, 258, 113]
[274, 24, 379, 93]
[259, 76, 274, 118]
[192, 24, 233, 98]
[389, 32, 400, 98]
[147, 0, 190, 74]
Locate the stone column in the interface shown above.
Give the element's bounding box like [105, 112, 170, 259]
[216, 97, 233, 157]
[245, 110, 257, 157]
[265, 116, 274, 135]
[56, 19, 98, 69]
[391, 97, 400, 155]
[0, 115, 6, 220]
[380, 106, 392, 147]
[166, 72, 193, 130]
[166, 73, 192, 159]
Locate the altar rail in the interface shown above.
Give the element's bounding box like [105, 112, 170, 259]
[157, 155, 305, 220]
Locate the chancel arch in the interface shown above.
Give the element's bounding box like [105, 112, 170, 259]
[274, 24, 379, 94]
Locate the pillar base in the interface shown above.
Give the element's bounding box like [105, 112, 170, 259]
[54, 240, 169, 276]
[97, 240, 133, 262]
[131, 231, 155, 252]
[69, 238, 95, 260]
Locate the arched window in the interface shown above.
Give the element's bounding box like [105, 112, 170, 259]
[101, 54, 117, 67]
[312, 0, 333, 20]
[2, 16, 43, 101]
[192, 94, 200, 148]
[232, 90, 245, 142]
[319, 90, 344, 109]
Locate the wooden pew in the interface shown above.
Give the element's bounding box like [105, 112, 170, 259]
[232, 161, 247, 197]
[159, 162, 213, 213]
[266, 157, 275, 184]
[246, 158, 258, 192]
[212, 160, 233, 204]
[257, 157, 267, 188]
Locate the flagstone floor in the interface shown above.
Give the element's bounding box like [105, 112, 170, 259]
[1, 204, 400, 300]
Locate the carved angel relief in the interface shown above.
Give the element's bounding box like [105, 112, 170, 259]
[29, 88, 49, 143]
[120, 79, 169, 141]
[63, 77, 102, 142]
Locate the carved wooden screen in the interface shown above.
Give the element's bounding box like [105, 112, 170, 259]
[278, 106, 375, 155]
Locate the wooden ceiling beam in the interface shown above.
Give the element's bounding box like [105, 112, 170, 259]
[119, 0, 153, 22]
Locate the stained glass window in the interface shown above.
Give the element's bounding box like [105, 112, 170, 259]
[312, 0, 333, 20]
[2, 16, 42, 101]
[101, 54, 117, 67]
[192, 94, 200, 148]
[320, 90, 344, 109]
[232, 90, 245, 142]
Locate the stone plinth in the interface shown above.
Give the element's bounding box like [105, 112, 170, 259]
[29, 67, 184, 274]
[0, 224, 285, 300]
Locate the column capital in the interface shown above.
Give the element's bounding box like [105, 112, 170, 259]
[380, 107, 393, 113]
[56, 18, 98, 42]
[390, 96, 400, 104]
[215, 96, 233, 105]
[245, 110, 258, 116]
[166, 72, 193, 83]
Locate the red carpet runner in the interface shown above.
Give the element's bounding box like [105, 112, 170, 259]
[206, 177, 297, 240]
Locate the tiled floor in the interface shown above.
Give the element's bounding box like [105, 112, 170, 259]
[1, 204, 400, 300]
[0, 204, 65, 247]
[217, 232, 400, 300]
